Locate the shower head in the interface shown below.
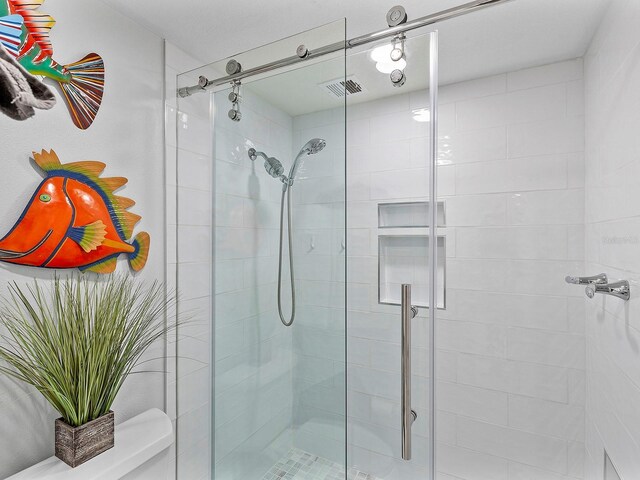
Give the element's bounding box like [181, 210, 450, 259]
[248, 148, 285, 179]
[297, 138, 327, 157]
[288, 138, 327, 185]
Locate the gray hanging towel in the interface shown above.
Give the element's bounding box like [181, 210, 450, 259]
[0, 42, 56, 121]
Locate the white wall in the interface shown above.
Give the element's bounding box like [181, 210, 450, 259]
[584, 1, 640, 479]
[0, 0, 165, 478]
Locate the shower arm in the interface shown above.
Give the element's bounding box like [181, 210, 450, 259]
[178, 0, 515, 97]
[248, 148, 268, 162]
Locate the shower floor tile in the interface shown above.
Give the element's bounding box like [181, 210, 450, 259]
[262, 448, 381, 480]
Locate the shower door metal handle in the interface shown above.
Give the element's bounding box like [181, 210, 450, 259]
[401, 284, 418, 461]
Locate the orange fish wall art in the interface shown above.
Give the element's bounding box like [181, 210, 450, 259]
[0, 150, 149, 273]
[0, 0, 105, 129]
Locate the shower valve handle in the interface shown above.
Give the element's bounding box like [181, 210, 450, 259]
[565, 273, 607, 285]
[585, 280, 630, 301]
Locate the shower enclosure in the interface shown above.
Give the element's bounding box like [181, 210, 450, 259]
[175, 18, 437, 479]
[172, 1, 591, 479]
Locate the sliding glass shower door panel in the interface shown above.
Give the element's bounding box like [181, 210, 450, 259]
[177, 20, 348, 480]
[345, 31, 438, 480]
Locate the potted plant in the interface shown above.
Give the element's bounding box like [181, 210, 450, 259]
[0, 275, 175, 468]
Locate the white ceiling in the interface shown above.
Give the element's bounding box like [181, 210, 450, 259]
[100, 0, 610, 71]
[99, 0, 611, 115]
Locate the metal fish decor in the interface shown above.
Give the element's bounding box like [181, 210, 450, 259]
[0, 0, 105, 129]
[0, 150, 150, 273]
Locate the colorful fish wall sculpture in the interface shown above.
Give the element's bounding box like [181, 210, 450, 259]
[0, 0, 105, 129]
[0, 150, 150, 273]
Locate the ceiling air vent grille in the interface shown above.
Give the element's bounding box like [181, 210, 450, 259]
[319, 76, 365, 98]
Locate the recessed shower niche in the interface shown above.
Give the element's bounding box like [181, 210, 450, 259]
[377, 201, 446, 309]
[378, 201, 445, 228]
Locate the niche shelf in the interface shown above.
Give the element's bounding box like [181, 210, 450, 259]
[378, 235, 446, 309]
[378, 201, 445, 228]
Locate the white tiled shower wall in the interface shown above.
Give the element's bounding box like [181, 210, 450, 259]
[293, 58, 586, 480]
[584, 0, 640, 478]
[434, 60, 586, 480]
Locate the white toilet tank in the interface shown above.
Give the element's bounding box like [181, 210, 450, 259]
[7, 409, 174, 480]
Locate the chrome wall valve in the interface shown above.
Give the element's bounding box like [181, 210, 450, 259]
[585, 280, 630, 301]
[565, 273, 608, 285]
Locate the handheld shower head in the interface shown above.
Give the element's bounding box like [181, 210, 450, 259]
[298, 138, 327, 156]
[288, 138, 327, 184]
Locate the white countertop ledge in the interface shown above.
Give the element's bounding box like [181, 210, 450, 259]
[7, 408, 174, 480]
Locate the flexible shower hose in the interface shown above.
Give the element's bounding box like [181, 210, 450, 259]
[277, 183, 295, 326]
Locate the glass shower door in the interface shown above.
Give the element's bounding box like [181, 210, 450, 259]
[344, 30, 438, 480]
[177, 21, 348, 480]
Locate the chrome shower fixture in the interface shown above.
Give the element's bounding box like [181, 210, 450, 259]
[248, 148, 285, 180]
[391, 68, 406, 87]
[228, 80, 242, 122]
[565, 272, 631, 301]
[390, 33, 406, 62]
[248, 138, 326, 188]
[585, 280, 630, 301]
[289, 138, 326, 185]
[298, 138, 327, 155]
[388, 32, 407, 87]
[247, 138, 327, 327]
[226, 59, 242, 75]
[296, 44, 310, 59]
[387, 5, 408, 27]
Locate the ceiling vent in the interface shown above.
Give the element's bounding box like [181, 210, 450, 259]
[319, 76, 365, 98]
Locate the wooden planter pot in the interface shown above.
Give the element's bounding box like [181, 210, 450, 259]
[55, 411, 115, 467]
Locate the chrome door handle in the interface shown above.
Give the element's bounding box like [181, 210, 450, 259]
[401, 284, 418, 461]
[565, 273, 607, 285]
[585, 280, 630, 301]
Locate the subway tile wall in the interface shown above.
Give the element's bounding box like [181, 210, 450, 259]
[584, 0, 640, 478]
[288, 58, 585, 480]
[433, 59, 585, 480]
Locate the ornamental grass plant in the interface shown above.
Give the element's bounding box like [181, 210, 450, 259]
[0, 275, 174, 427]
